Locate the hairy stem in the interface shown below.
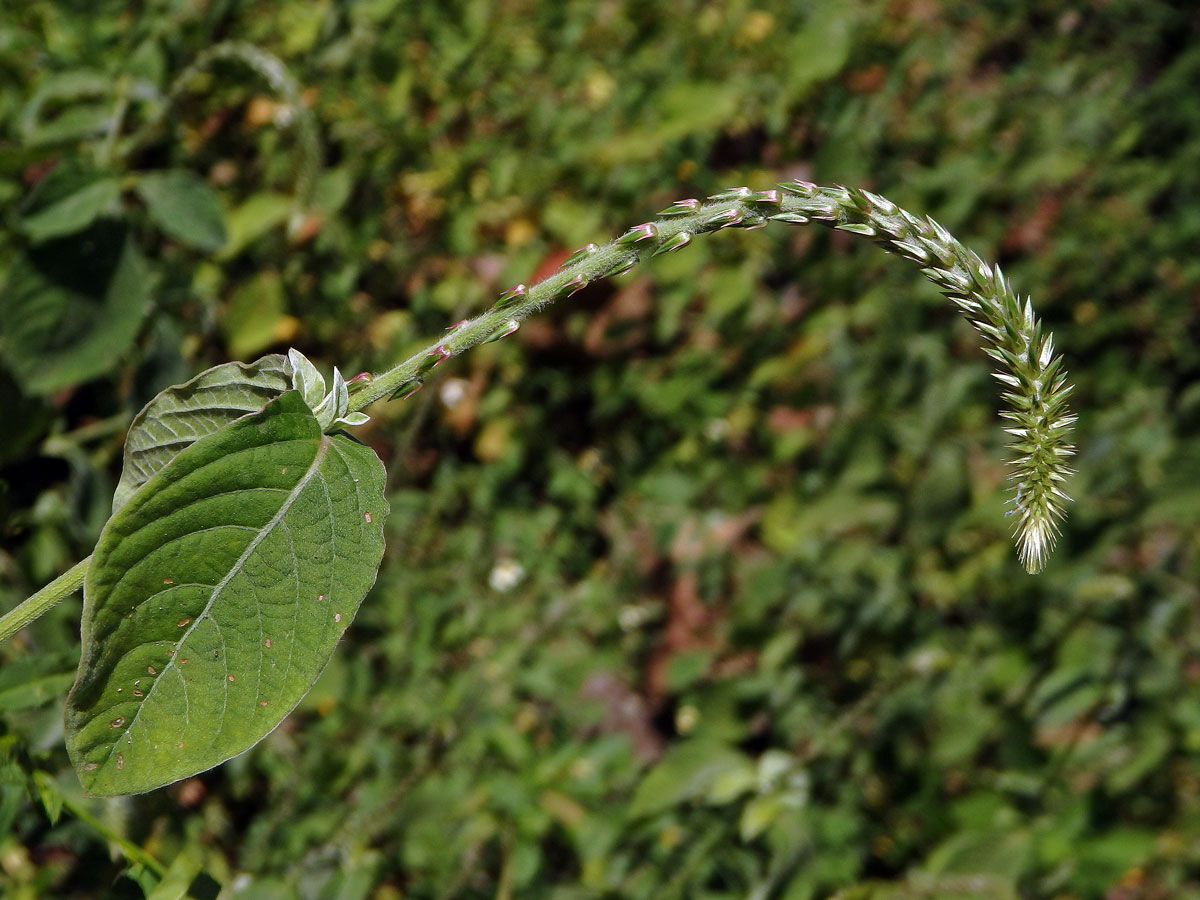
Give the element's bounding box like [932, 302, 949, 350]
[0, 557, 90, 645]
[353, 183, 1074, 572]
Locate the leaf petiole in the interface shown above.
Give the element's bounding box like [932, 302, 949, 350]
[0, 557, 90, 646]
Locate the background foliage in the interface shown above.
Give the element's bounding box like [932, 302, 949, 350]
[1, 1, 1199, 897]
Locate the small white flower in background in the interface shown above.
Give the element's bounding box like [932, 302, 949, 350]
[439, 377, 469, 410]
[756, 750, 794, 790]
[618, 604, 649, 631]
[488, 558, 524, 592]
[288, 348, 370, 431]
[703, 417, 730, 441]
[908, 645, 951, 676]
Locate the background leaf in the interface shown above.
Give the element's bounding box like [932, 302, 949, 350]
[628, 740, 750, 818]
[23, 106, 113, 147]
[218, 192, 292, 259]
[16, 69, 112, 143]
[65, 391, 387, 796]
[146, 848, 222, 900]
[0, 221, 154, 394]
[112, 354, 292, 512]
[18, 164, 121, 243]
[221, 270, 289, 359]
[135, 170, 228, 253]
[0, 653, 77, 713]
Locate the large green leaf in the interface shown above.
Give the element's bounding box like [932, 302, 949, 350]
[135, 170, 228, 253]
[65, 391, 387, 796]
[0, 221, 154, 394]
[112, 355, 291, 513]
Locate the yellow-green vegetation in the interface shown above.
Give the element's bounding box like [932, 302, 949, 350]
[0, 2, 1197, 898]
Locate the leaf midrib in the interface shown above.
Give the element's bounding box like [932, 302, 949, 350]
[98, 432, 332, 772]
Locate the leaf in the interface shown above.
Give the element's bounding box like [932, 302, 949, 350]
[629, 740, 750, 818]
[222, 270, 288, 359]
[588, 81, 742, 165]
[0, 220, 154, 394]
[924, 828, 1033, 886]
[113, 355, 292, 512]
[706, 762, 757, 805]
[126, 38, 167, 87]
[739, 794, 784, 842]
[147, 848, 221, 900]
[219, 192, 292, 259]
[0, 656, 77, 712]
[19, 164, 121, 243]
[121, 864, 162, 897]
[312, 167, 353, 216]
[30, 771, 63, 825]
[65, 391, 387, 796]
[136, 171, 228, 252]
[17, 70, 111, 139]
[25, 105, 114, 147]
[787, 1, 854, 94]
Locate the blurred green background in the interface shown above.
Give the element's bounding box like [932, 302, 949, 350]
[1, 1, 1199, 898]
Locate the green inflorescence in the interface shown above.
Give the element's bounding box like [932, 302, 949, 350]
[355, 183, 1074, 572]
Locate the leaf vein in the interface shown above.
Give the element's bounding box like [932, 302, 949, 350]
[100, 434, 331, 770]
[101, 522, 264, 606]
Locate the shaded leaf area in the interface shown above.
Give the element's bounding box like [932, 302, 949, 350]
[1, 1, 1199, 899]
[112, 354, 290, 512]
[0, 221, 153, 394]
[66, 392, 386, 796]
[18, 162, 120, 243]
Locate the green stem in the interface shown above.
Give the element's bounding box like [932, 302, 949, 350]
[348, 193, 756, 410]
[0, 557, 90, 645]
